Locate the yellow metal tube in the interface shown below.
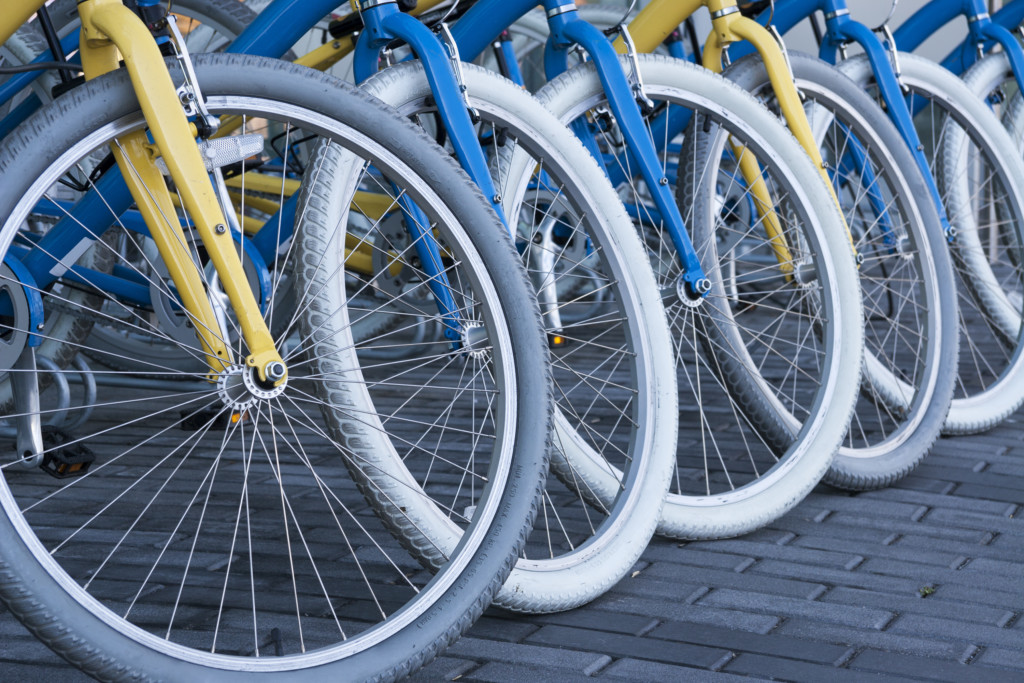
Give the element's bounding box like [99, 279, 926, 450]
[294, 36, 355, 71]
[727, 17, 855, 252]
[112, 131, 235, 371]
[732, 143, 794, 273]
[0, 0, 46, 49]
[224, 172, 300, 196]
[617, 0, 703, 54]
[79, 0, 285, 381]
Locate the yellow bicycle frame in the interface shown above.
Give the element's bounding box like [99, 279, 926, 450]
[2, 0, 285, 382]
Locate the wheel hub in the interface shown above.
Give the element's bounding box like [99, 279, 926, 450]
[675, 275, 707, 308]
[218, 364, 287, 410]
[461, 322, 490, 358]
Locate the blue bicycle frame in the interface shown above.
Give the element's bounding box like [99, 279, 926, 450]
[894, 0, 1024, 86]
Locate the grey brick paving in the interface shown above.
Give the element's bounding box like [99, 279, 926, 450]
[818, 586, 1013, 625]
[847, 649, 1023, 682]
[773, 618, 973, 660]
[722, 652, 907, 681]
[4, 382, 1024, 682]
[524, 624, 732, 668]
[976, 647, 1024, 671]
[460, 662, 601, 683]
[586, 594, 784, 634]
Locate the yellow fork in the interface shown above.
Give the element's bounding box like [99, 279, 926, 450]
[76, 0, 285, 382]
[620, 0, 857, 260]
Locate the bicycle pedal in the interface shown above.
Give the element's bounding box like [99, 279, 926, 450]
[39, 427, 95, 480]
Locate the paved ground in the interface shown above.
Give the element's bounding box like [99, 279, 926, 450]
[2, 408, 1023, 681]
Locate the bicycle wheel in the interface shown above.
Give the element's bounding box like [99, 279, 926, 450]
[719, 52, 957, 489]
[839, 52, 1024, 435]
[319, 60, 676, 612]
[0, 53, 549, 679]
[536, 54, 863, 539]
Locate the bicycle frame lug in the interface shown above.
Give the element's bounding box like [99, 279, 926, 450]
[675, 274, 707, 307]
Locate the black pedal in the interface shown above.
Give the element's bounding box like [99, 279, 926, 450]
[39, 427, 95, 479]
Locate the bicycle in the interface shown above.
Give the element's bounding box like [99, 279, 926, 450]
[263, 0, 865, 537]
[0, 0, 554, 677]
[481, 0, 962, 487]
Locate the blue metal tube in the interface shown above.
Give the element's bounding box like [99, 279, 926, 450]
[545, 7, 707, 293]
[823, 6, 952, 235]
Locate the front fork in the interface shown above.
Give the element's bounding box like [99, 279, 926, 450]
[353, 0, 527, 342]
[699, 2, 856, 258]
[77, 0, 284, 383]
[543, 3, 710, 300]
